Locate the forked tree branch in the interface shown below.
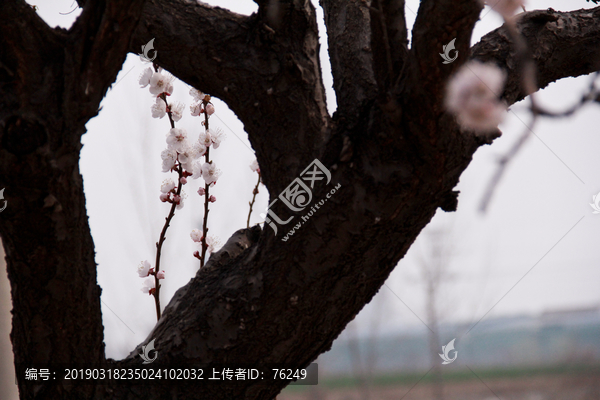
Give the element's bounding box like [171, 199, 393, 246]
[472, 7, 600, 107]
[411, 0, 483, 106]
[129, 0, 331, 193]
[470, 7, 600, 211]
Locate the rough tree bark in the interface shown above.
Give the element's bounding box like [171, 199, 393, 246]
[1, 0, 599, 399]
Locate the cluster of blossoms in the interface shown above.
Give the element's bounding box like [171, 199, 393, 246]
[137, 65, 225, 317]
[139, 67, 174, 96]
[159, 178, 187, 208]
[188, 88, 224, 263]
[138, 67, 225, 200]
[190, 229, 218, 258]
[160, 127, 223, 184]
[137, 260, 165, 296]
[479, 0, 525, 20]
[445, 61, 507, 133]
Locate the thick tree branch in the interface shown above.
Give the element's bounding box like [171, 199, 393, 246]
[369, 0, 408, 91]
[67, 0, 150, 126]
[411, 0, 482, 106]
[0, 1, 146, 398]
[471, 7, 600, 106]
[130, 0, 331, 193]
[320, 0, 378, 119]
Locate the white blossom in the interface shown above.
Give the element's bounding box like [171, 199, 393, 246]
[249, 159, 260, 173]
[166, 128, 189, 152]
[205, 236, 218, 253]
[151, 98, 167, 119]
[141, 276, 156, 294]
[149, 69, 175, 95]
[202, 162, 221, 185]
[139, 67, 153, 88]
[191, 161, 203, 180]
[156, 270, 166, 280]
[178, 143, 203, 172]
[205, 104, 215, 116]
[195, 142, 207, 157]
[198, 130, 212, 148]
[190, 102, 203, 117]
[137, 260, 151, 278]
[210, 128, 225, 149]
[161, 149, 177, 172]
[445, 61, 507, 133]
[190, 229, 203, 243]
[171, 102, 185, 122]
[160, 178, 176, 194]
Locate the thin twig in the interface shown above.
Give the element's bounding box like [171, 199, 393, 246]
[479, 116, 538, 212]
[153, 163, 183, 321]
[247, 172, 261, 228]
[529, 72, 600, 118]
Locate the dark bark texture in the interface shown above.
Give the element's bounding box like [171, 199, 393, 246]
[1, 0, 600, 398]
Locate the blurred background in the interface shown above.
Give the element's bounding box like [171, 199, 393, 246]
[1, 0, 599, 399]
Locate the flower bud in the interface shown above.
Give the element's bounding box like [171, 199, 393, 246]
[206, 104, 215, 115]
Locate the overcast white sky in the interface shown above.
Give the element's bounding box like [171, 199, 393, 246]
[25, 0, 600, 359]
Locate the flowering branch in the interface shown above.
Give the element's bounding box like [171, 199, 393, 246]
[190, 89, 222, 268]
[200, 98, 212, 269]
[137, 65, 195, 321]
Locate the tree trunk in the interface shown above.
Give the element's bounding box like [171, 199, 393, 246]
[1, 1, 600, 399]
